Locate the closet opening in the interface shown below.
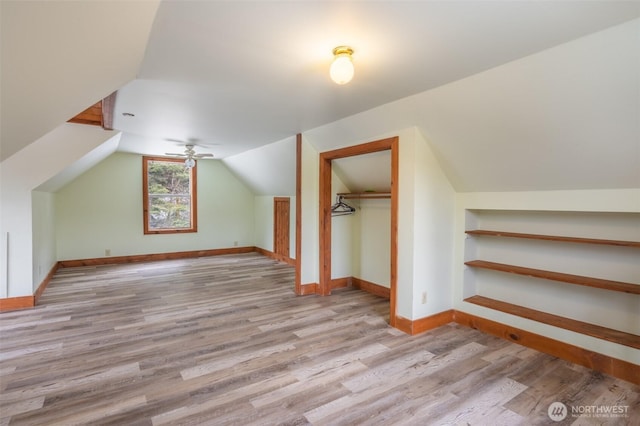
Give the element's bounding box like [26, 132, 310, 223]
[318, 137, 399, 327]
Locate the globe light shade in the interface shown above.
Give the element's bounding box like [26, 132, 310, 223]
[184, 158, 196, 168]
[330, 46, 354, 85]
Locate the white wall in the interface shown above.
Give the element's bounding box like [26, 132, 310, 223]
[453, 189, 640, 364]
[300, 137, 319, 285]
[331, 172, 354, 279]
[31, 191, 57, 292]
[55, 153, 255, 260]
[254, 196, 273, 253]
[303, 125, 456, 320]
[410, 129, 456, 318]
[1, 123, 119, 298]
[396, 128, 456, 320]
[353, 198, 391, 287]
[226, 136, 298, 260]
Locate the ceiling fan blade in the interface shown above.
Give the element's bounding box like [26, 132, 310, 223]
[194, 153, 214, 158]
[165, 152, 187, 156]
[165, 138, 187, 144]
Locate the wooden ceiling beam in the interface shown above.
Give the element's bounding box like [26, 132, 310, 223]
[67, 91, 116, 130]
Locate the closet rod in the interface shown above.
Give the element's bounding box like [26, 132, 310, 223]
[337, 192, 391, 199]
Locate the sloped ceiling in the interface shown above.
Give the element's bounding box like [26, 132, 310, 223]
[35, 129, 122, 193]
[2, 1, 639, 194]
[333, 152, 391, 194]
[113, 0, 640, 164]
[114, 1, 638, 194]
[415, 19, 640, 192]
[305, 18, 640, 192]
[0, 0, 160, 161]
[223, 136, 296, 196]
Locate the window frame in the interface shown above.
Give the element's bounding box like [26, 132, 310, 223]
[142, 156, 198, 235]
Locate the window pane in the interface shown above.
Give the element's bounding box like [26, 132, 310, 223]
[149, 195, 191, 229]
[148, 161, 190, 195]
[143, 156, 197, 234]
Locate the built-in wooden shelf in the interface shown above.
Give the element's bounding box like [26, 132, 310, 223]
[463, 212, 640, 374]
[337, 192, 391, 199]
[464, 295, 640, 349]
[465, 230, 640, 248]
[464, 260, 640, 295]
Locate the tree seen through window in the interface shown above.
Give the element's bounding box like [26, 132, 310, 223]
[143, 157, 197, 234]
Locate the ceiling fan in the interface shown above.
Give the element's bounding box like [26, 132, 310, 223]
[165, 144, 214, 168]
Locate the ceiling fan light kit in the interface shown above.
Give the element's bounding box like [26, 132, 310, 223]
[330, 46, 354, 85]
[165, 144, 213, 168]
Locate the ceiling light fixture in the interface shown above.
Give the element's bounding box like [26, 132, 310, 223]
[330, 46, 354, 85]
[165, 144, 213, 169]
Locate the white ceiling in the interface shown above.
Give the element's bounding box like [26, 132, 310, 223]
[2, 1, 639, 194]
[333, 152, 392, 193]
[113, 1, 640, 159]
[0, 0, 160, 161]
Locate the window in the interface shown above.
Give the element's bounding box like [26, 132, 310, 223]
[143, 156, 197, 234]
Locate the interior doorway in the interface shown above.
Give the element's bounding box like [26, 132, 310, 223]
[318, 137, 399, 327]
[273, 197, 290, 263]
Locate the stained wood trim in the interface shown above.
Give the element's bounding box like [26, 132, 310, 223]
[391, 308, 640, 384]
[101, 91, 117, 130]
[393, 310, 455, 335]
[67, 100, 103, 127]
[320, 138, 397, 160]
[319, 151, 333, 296]
[465, 260, 640, 294]
[1, 263, 59, 311]
[142, 156, 198, 235]
[295, 134, 303, 295]
[389, 136, 398, 327]
[0, 296, 34, 312]
[299, 283, 318, 295]
[465, 295, 640, 349]
[393, 315, 414, 335]
[352, 277, 390, 299]
[67, 92, 117, 130]
[255, 246, 270, 259]
[254, 247, 295, 266]
[34, 263, 60, 304]
[337, 192, 391, 199]
[330, 277, 351, 290]
[58, 246, 256, 268]
[318, 136, 399, 326]
[453, 310, 640, 385]
[466, 230, 640, 248]
[412, 310, 455, 334]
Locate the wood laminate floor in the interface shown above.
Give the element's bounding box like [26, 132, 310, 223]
[1, 253, 638, 425]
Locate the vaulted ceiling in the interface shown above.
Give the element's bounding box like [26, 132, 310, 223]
[113, 0, 639, 159]
[2, 1, 639, 193]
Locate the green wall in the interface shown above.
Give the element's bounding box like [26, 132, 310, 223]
[55, 152, 255, 260]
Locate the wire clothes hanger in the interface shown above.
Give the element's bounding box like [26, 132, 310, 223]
[331, 194, 356, 216]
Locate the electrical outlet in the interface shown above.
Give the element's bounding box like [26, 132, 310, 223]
[421, 292, 427, 304]
[105, 249, 111, 256]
